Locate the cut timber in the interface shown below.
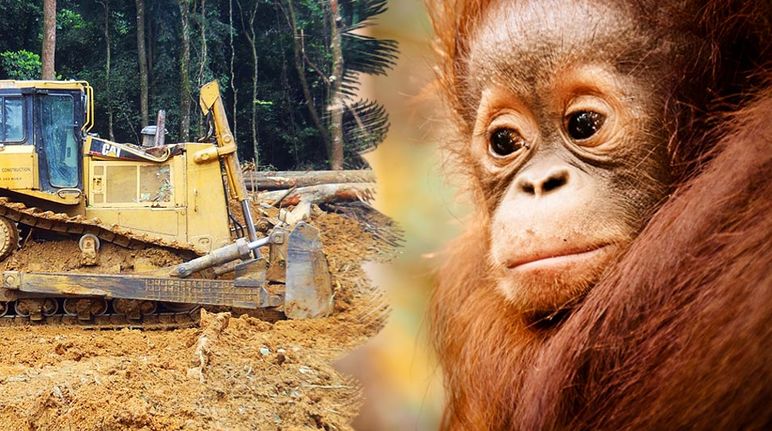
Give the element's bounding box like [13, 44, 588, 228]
[244, 170, 375, 190]
[257, 183, 375, 207]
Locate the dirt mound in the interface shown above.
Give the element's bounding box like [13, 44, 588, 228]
[0, 210, 387, 430]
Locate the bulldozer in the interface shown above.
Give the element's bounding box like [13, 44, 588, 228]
[0, 80, 333, 328]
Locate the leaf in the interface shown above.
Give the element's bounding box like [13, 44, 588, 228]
[0, 50, 42, 80]
[342, 33, 398, 76]
[342, 99, 390, 155]
[341, 0, 389, 31]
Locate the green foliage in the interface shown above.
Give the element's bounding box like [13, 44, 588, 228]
[0, 0, 397, 170]
[0, 50, 41, 80]
[55, 8, 96, 79]
[111, 10, 131, 36]
[57, 8, 86, 31]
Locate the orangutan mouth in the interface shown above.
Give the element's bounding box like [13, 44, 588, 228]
[505, 244, 615, 272]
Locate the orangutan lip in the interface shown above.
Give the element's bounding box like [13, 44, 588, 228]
[505, 244, 612, 270]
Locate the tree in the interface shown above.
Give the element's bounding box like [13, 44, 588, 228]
[178, 0, 192, 141]
[98, 0, 114, 140]
[136, 0, 149, 127]
[228, 0, 237, 139]
[327, 0, 344, 170]
[236, 0, 259, 165]
[336, 0, 397, 168]
[41, 0, 56, 79]
[1, 51, 42, 80]
[0, 0, 393, 170]
[281, 0, 330, 165]
[195, 0, 208, 135]
[283, 0, 397, 169]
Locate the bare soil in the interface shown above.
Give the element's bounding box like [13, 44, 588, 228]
[0, 210, 387, 430]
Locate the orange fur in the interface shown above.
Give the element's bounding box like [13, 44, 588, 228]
[428, 1, 772, 429]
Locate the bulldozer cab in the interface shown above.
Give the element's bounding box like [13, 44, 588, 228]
[0, 81, 91, 194]
[38, 91, 83, 190]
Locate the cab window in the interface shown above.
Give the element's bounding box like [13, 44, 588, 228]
[41, 94, 78, 188]
[1, 97, 24, 142]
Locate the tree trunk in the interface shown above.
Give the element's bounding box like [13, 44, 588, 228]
[249, 36, 258, 166]
[236, 0, 259, 166]
[100, 0, 114, 140]
[257, 183, 375, 207]
[178, 0, 192, 141]
[196, 0, 207, 136]
[228, 0, 237, 138]
[136, 0, 149, 127]
[283, 0, 331, 161]
[40, 0, 56, 79]
[327, 0, 344, 170]
[244, 170, 375, 190]
[147, 11, 154, 83]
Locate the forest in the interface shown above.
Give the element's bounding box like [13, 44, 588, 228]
[0, 0, 397, 170]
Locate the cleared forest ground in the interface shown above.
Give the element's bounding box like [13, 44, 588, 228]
[0, 211, 388, 430]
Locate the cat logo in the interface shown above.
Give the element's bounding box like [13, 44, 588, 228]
[101, 143, 122, 158]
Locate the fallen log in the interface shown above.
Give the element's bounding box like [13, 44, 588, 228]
[257, 183, 375, 207]
[243, 170, 375, 190]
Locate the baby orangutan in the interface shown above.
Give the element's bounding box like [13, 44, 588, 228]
[428, 0, 771, 429]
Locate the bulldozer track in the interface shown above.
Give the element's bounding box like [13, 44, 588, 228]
[0, 197, 210, 329]
[0, 301, 201, 330]
[0, 197, 203, 255]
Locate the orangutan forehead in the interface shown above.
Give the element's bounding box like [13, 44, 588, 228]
[466, 0, 653, 98]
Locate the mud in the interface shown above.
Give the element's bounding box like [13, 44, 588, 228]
[0, 240, 185, 274]
[0, 210, 386, 430]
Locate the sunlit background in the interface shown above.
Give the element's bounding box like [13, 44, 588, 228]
[335, 1, 471, 429]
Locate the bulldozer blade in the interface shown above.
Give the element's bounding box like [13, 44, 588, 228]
[284, 222, 333, 319]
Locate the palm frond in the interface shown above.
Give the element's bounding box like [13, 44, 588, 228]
[340, 74, 361, 98]
[342, 99, 390, 155]
[340, 0, 389, 32]
[342, 33, 398, 77]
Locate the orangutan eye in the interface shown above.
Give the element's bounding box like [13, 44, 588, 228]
[489, 128, 528, 157]
[565, 110, 605, 141]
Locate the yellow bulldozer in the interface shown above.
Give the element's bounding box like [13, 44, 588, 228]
[0, 80, 333, 327]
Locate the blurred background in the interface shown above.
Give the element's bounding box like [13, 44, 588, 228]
[336, 1, 470, 429]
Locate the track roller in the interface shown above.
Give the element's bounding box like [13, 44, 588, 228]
[0, 216, 19, 261]
[15, 298, 59, 321]
[113, 299, 157, 321]
[0, 301, 8, 317]
[63, 298, 109, 321]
